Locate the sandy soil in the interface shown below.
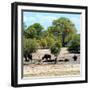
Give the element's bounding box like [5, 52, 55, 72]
[23, 64, 80, 77]
[23, 48, 80, 78]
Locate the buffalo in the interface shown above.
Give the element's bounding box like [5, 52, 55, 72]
[42, 54, 51, 61]
[24, 53, 32, 62]
[64, 59, 69, 62]
[28, 54, 32, 61]
[73, 55, 77, 61]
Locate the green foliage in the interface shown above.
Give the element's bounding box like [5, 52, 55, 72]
[23, 38, 38, 54]
[25, 23, 43, 39]
[68, 34, 80, 53]
[45, 36, 55, 48]
[39, 38, 47, 48]
[50, 42, 61, 57]
[32, 23, 43, 36]
[52, 17, 77, 47]
[25, 27, 37, 38]
[23, 17, 79, 54]
[47, 26, 61, 37]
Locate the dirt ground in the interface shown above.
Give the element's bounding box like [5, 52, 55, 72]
[23, 48, 80, 78]
[23, 64, 80, 78]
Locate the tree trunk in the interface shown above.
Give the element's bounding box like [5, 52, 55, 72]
[62, 31, 67, 47]
[62, 32, 65, 47]
[54, 57, 57, 64]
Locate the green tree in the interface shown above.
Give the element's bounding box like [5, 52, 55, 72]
[47, 26, 61, 37]
[25, 23, 43, 39]
[39, 30, 57, 48]
[26, 27, 37, 38]
[39, 38, 47, 48]
[52, 17, 76, 47]
[45, 36, 55, 48]
[23, 38, 38, 54]
[50, 42, 61, 64]
[68, 34, 80, 53]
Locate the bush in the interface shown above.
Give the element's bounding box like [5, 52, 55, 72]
[39, 38, 47, 48]
[68, 41, 80, 53]
[50, 42, 61, 64]
[68, 34, 80, 53]
[23, 38, 38, 54]
[50, 42, 61, 57]
[46, 36, 55, 48]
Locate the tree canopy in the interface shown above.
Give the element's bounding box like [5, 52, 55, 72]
[23, 38, 38, 54]
[23, 17, 80, 55]
[68, 34, 80, 53]
[24, 23, 44, 39]
[52, 17, 77, 47]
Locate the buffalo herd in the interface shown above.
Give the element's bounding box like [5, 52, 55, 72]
[24, 53, 78, 64]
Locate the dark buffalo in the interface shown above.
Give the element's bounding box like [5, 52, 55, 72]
[27, 54, 32, 61]
[24, 53, 28, 62]
[24, 53, 32, 62]
[59, 60, 64, 62]
[64, 59, 69, 62]
[73, 55, 77, 61]
[42, 54, 51, 61]
[43, 58, 57, 64]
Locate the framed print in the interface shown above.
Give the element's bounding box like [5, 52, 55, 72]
[11, 2, 88, 87]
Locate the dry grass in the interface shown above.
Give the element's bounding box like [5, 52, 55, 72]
[23, 64, 80, 78]
[23, 48, 80, 78]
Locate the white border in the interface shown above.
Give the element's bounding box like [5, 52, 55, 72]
[18, 5, 86, 84]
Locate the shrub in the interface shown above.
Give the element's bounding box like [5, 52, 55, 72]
[68, 34, 80, 53]
[39, 38, 47, 48]
[23, 38, 38, 54]
[50, 42, 61, 57]
[46, 36, 55, 48]
[50, 42, 61, 64]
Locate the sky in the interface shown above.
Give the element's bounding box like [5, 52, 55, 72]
[23, 11, 81, 34]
